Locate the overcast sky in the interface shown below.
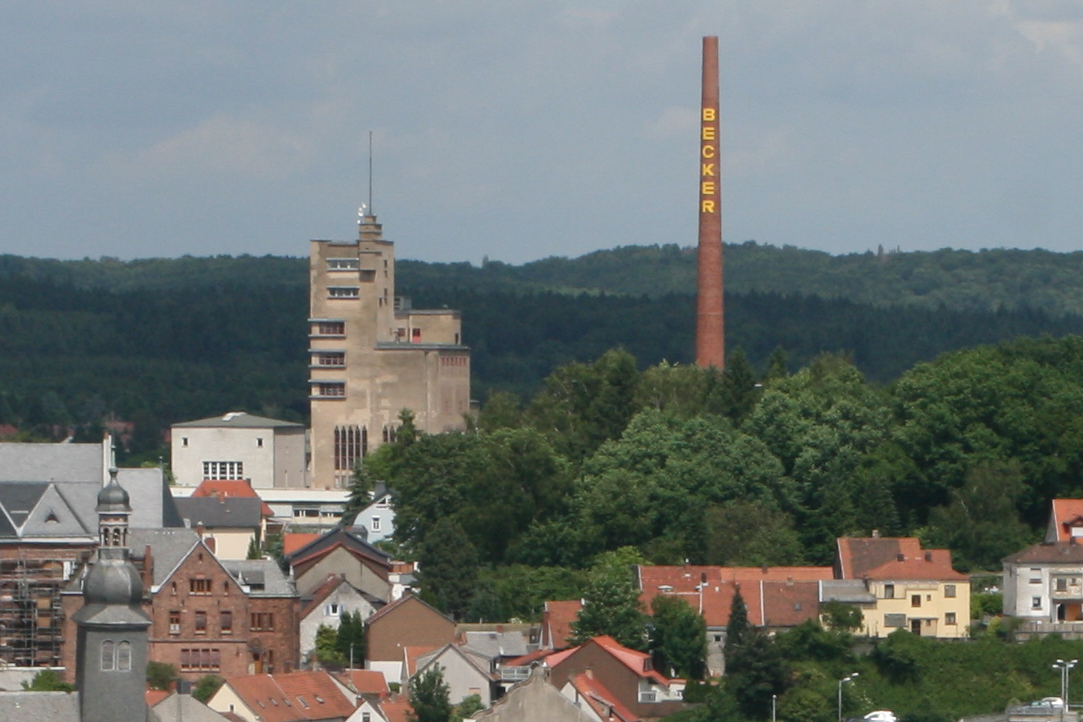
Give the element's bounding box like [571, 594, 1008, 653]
[2, 2, 1082, 264]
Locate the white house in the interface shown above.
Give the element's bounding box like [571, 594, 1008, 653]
[300, 574, 385, 662]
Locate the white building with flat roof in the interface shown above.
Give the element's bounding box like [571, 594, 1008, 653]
[170, 412, 307, 489]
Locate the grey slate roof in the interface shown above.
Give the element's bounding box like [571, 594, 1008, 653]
[0, 690, 80, 722]
[117, 467, 185, 529]
[462, 631, 530, 659]
[820, 579, 877, 604]
[172, 411, 304, 429]
[0, 442, 101, 482]
[222, 559, 297, 597]
[153, 692, 233, 722]
[175, 496, 265, 528]
[129, 528, 203, 588]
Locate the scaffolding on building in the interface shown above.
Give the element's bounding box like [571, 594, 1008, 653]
[0, 552, 69, 668]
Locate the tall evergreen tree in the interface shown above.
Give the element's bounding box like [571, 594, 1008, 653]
[409, 667, 452, 722]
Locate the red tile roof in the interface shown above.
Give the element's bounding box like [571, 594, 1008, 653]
[505, 648, 556, 666]
[284, 533, 323, 556]
[567, 672, 639, 722]
[836, 537, 923, 579]
[637, 565, 832, 628]
[1050, 500, 1083, 542]
[543, 599, 583, 649]
[591, 636, 675, 685]
[223, 670, 357, 722]
[336, 669, 390, 699]
[404, 645, 439, 677]
[377, 698, 414, 722]
[146, 689, 171, 707]
[192, 480, 275, 517]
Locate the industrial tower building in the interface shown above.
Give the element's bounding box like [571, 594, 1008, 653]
[308, 213, 471, 489]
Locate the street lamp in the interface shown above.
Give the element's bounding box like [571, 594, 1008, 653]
[838, 673, 859, 722]
[1053, 659, 1077, 715]
[772, 694, 777, 722]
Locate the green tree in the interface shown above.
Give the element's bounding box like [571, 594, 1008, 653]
[192, 674, 225, 703]
[705, 501, 804, 566]
[22, 668, 75, 692]
[340, 461, 376, 529]
[419, 518, 480, 620]
[571, 548, 648, 650]
[409, 666, 453, 722]
[335, 610, 367, 665]
[723, 585, 752, 663]
[314, 624, 346, 666]
[453, 694, 486, 722]
[146, 661, 178, 691]
[649, 595, 708, 680]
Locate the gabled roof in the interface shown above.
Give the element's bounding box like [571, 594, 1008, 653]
[375, 699, 413, 722]
[153, 692, 234, 722]
[1049, 500, 1083, 542]
[361, 592, 452, 629]
[404, 645, 440, 677]
[335, 670, 389, 699]
[835, 537, 923, 579]
[762, 581, 822, 627]
[566, 672, 639, 722]
[590, 636, 674, 685]
[504, 648, 556, 667]
[1004, 540, 1083, 564]
[415, 643, 495, 682]
[173, 411, 304, 429]
[0, 691, 80, 722]
[543, 600, 583, 650]
[192, 480, 274, 517]
[862, 552, 967, 581]
[302, 574, 366, 617]
[220, 671, 356, 722]
[0, 442, 101, 482]
[636, 565, 833, 628]
[285, 532, 323, 556]
[129, 528, 203, 588]
[288, 528, 392, 575]
[176, 496, 267, 528]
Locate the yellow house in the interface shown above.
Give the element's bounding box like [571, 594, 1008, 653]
[835, 537, 970, 639]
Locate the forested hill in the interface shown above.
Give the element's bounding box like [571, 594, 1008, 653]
[4, 242, 1083, 314]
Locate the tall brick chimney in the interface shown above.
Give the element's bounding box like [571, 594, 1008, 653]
[696, 36, 725, 368]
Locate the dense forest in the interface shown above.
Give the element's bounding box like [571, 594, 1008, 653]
[3, 245, 1083, 455]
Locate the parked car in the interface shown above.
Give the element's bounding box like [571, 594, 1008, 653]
[864, 711, 898, 722]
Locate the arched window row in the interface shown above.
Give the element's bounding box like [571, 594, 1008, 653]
[101, 640, 132, 671]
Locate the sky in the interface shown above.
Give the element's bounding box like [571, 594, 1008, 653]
[2, 1, 1083, 265]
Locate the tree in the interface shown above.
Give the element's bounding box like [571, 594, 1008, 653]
[820, 601, 864, 632]
[649, 595, 708, 680]
[723, 585, 752, 663]
[340, 461, 376, 529]
[419, 518, 480, 620]
[409, 666, 453, 722]
[453, 694, 486, 722]
[335, 610, 366, 666]
[146, 661, 178, 691]
[571, 548, 649, 650]
[314, 624, 346, 667]
[192, 674, 225, 703]
[22, 668, 75, 692]
[705, 501, 804, 566]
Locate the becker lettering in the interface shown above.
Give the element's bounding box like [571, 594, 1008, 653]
[701, 200, 716, 213]
[702, 108, 716, 122]
[702, 163, 715, 176]
[702, 126, 716, 141]
[701, 181, 716, 195]
[702, 145, 716, 159]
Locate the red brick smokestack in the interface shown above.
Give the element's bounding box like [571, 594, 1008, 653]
[696, 36, 725, 368]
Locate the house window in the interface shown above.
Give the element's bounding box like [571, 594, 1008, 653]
[328, 287, 360, 299]
[251, 612, 274, 631]
[315, 352, 346, 367]
[946, 612, 957, 625]
[334, 425, 366, 470]
[118, 641, 131, 671]
[884, 614, 906, 628]
[411, 328, 421, 343]
[326, 603, 340, 616]
[1031, 568, 1043, 584]
[911, 595, 921, 608]
[182, 437, 188, 447]
[195, 611, 207, 634]
[328, 258, 360, 271]
[1057, 578, 1068, 592]
[169, 611, 181, 635]
[180, 648, 221, 671]
[221, 610, 233, 634]
[203, 461, 243, 480]
[1033, 596, 1043, 609]
[884, 584, 894, 599]
[944, 585, 956, 598]
[190, 578, 212, 595]
[372, 516, 381, 531]
[317, 383, 346, 398]
[257, 438, 263, 448]
[316, 322, 345, 336]
[101, 640, 115, 671]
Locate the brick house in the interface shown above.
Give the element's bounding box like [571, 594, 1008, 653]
[62, 528, 300, 681]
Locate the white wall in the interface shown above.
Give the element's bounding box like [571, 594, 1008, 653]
[172, 424, 306, 488]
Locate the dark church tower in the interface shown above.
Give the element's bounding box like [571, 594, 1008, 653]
[72, 469, 151, 722]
